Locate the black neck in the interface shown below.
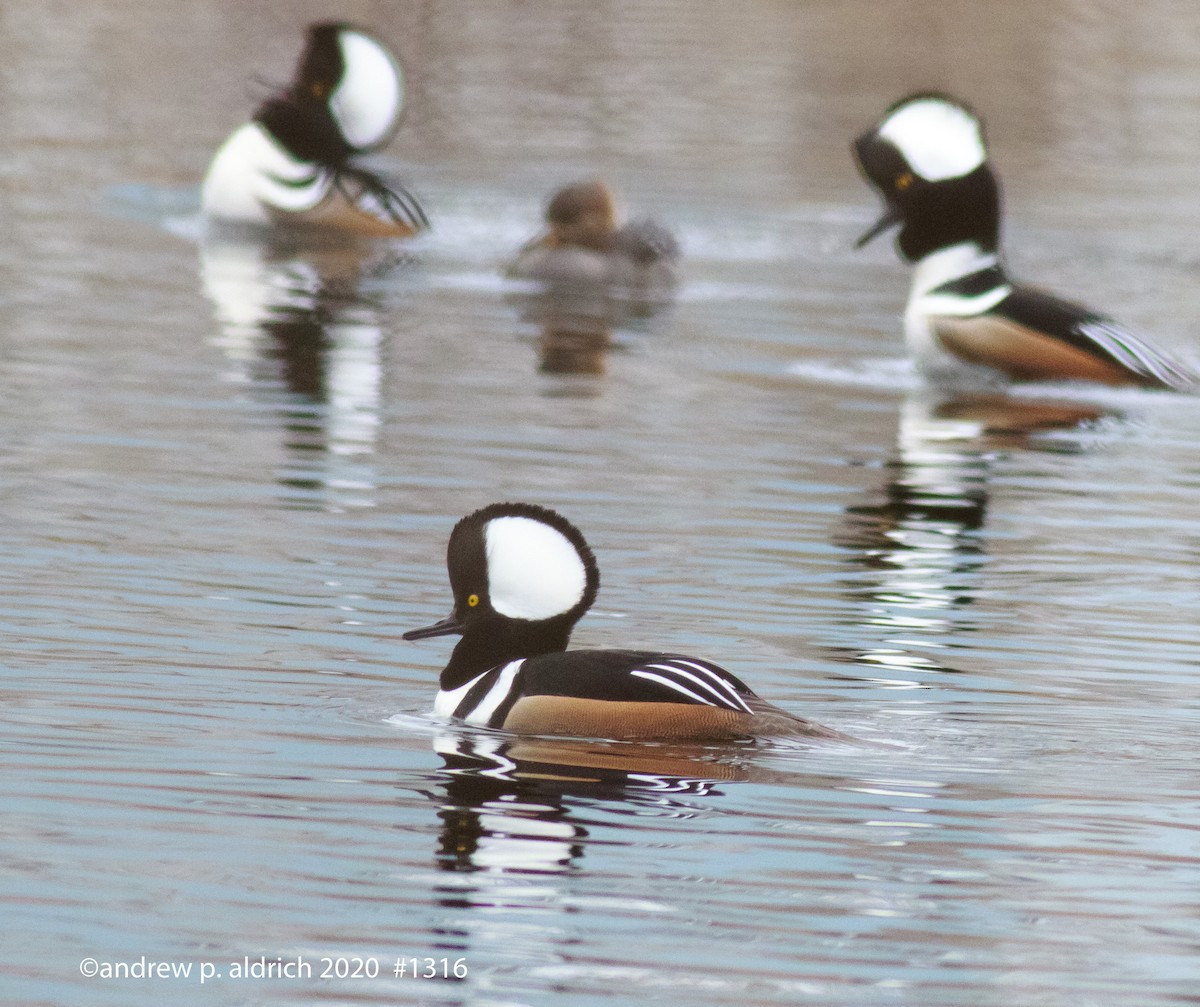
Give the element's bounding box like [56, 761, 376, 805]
[255, 94, 353, 166]
[441, 618, 574, 689]
[899, 164, 1001, 263]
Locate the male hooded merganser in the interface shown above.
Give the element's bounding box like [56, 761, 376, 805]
[853, 93, 1196, 390]
[403, 502, 837, 741]
[202, 22, 428, 237]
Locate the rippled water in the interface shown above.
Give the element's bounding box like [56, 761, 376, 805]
[4, 2, 1200, 1005]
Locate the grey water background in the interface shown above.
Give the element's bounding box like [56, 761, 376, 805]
[4, 2, 1200, 1005]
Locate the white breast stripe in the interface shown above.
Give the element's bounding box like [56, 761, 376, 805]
[630, 670, 718, 707]
[434, 669, 491, 719]
[918, 285, 1011, 318]
[258, 167, 331, 212]
[664, 659, 755, 714]
[464, 660, 525, 727]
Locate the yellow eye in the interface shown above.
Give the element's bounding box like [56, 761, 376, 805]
[467, 594, 480, 608]
[896, 172, 914, 191]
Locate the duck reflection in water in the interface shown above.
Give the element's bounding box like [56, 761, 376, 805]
[504, 181, 680, 376]
[431, 730, 744, 879]
[421, 731, 749, 971]
[835, 392, 1109, 675]
[200, 236, 411, 507]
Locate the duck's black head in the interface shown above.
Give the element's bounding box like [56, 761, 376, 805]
[404, 503, 602, 681]
[254, 22, 405, 164]
[853, 93, 1001, 263]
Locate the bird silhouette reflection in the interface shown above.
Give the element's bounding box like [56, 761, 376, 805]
[200, 235, 412, 507]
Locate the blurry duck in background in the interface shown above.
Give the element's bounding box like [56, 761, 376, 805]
[507, 180, 679, 297]
[853, 93, 1196, 391]
[505, 181, 680, 373]
[202, 22, 428, 239]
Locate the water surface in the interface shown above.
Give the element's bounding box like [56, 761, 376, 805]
[2, 2, 1200, 1006]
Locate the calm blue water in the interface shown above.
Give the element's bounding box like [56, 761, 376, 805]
[3, 3, 1200, 1006]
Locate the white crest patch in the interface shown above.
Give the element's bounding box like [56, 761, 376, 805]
[879, 98, 986, 182]
[331, 30, 403, 151]
[484, 516, 587, 621]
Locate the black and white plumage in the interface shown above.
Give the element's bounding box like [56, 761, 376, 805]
[202, 22, 428, 237]
[434, 652, 759, 729]
[404, 502, 836, 741]
[853, 93, 1196, 391]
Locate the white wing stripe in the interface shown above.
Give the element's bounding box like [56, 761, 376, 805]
[630, 670, 718, 707]
[1082, 323, 1145, 370]
[644, 664, 733, 707]
[1079, 321, 1195, 387]
[920, 286, 1012, 317]
[666, 659, 755, 713]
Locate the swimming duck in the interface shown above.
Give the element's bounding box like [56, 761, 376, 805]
[202, 22, 428, 237]
[505, 180, 679, 297]
[403, 502, 839, 741]
[853, 93, 1195, 390]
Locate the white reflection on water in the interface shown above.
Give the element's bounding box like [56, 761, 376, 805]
[4, 1, 1200, 1006]
[832, 390, 1114, 683]
[199, 236, 411, 509]
[429, 729, 743, 876]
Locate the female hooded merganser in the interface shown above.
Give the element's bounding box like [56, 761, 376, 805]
[853, 93, 1196, 391]
[202, 22, 428, 237]
[505, 181, 680, 292]
[403, 502, 837, 741]
[504, 182, 680, 373]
